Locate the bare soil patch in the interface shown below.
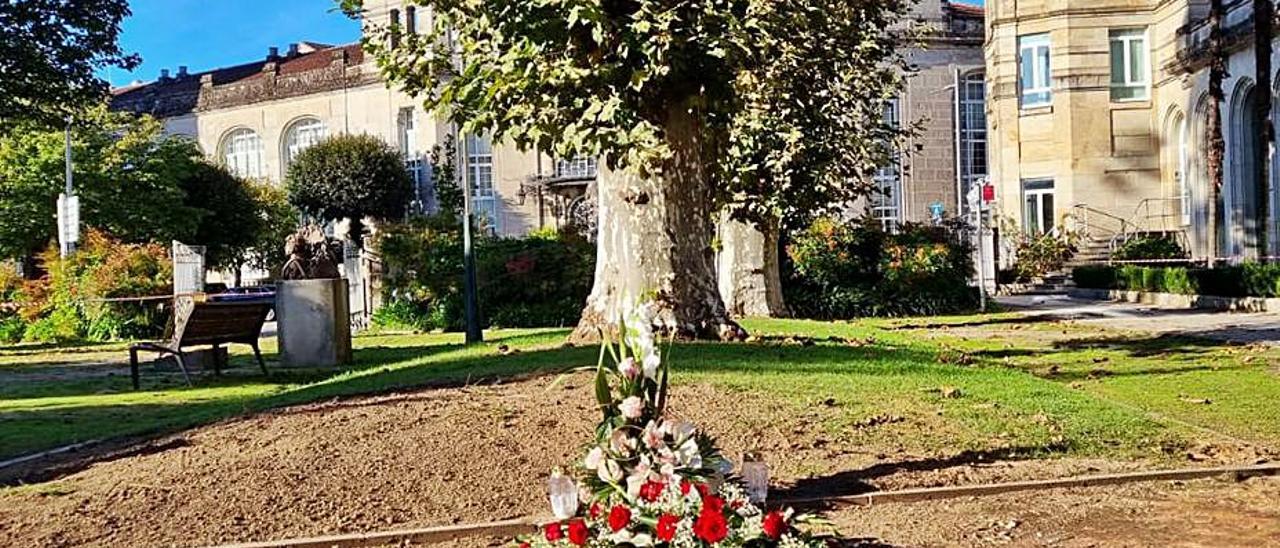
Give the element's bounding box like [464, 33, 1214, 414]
[1, 373, 1274, 547]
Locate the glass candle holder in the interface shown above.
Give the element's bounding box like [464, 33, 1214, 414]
[547, 469, 579, 520]
[741, 452, 768, 505]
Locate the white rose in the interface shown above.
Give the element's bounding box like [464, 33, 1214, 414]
[619, 396, 645, 419]
[598, 458, 624, 484]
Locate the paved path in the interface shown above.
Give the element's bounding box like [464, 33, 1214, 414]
[998, 294, 1280, 345]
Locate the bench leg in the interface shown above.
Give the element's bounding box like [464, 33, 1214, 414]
[129, 347, 141, 390]
[251, 343, 268, 376]
[173, 352, 193, 387]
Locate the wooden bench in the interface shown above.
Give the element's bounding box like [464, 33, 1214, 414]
[128, 299, 273, 389]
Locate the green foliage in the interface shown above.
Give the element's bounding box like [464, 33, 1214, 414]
[243, 182, 301, 277]
[784, 218, 979, 318]
[0, 106, 206, 262]
[375, 216, 595, 331]
[1073, 263, 1280, 298]
[0, 262, 23, 343]
[1010, 231, 1078, 281]
[180, 162, 264, 271]
[1113, 235, 1189, 262]
[428, 134, 463, 217]
[354, 0, 910, 215]
[19, 230, 171, 343]
[0, 1, 139, 128]
[285, 134, 414, 244]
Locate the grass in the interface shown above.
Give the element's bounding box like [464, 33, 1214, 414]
[0, 315, 1277, 465]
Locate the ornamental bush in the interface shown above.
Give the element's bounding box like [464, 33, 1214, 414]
[375, 216, 594, 331]
[1009, 230, 1078, 282]
[285, 134, 414, 244]
[1072, 263, 1280, 298]
[19, 230, 171, 343]
[784, 218, 979, 318]
[1112, 235, 1189, 263]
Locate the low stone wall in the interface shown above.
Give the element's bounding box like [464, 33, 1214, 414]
[1069, 288, 1280, 313]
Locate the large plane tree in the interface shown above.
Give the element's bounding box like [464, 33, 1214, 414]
[348, 0, 911, 340]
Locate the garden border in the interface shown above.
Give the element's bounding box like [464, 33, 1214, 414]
[212, 463, 1280, 548]
[1069, 288, 1280, 313]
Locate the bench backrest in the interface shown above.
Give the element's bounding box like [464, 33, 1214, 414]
[171, 301, 272, 347]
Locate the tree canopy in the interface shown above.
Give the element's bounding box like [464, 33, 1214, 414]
[0, 0, 140, 128]
[285, 133, 414, 244]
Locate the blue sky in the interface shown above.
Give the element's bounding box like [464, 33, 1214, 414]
[107, 0, 983, 87]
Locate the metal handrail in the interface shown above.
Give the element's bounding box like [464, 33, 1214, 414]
[1068, 203, 1135, 242]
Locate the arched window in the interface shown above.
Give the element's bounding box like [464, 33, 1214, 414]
[220, 128, 264, 179]
[282, 118, 327, 173]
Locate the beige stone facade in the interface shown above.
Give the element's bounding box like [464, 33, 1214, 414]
[987, 0, 1279, 261]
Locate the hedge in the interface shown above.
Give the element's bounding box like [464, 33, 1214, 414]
[1072, 263, 1280, 298]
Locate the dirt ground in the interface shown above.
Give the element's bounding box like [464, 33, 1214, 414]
[1, 374, 1277, 548]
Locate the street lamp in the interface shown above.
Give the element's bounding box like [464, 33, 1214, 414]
[460, 134, 483, 344]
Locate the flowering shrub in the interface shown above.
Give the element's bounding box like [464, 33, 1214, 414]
[516, 303, 824, 547]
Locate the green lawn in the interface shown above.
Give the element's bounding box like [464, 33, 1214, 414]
[1, 315, 1277, 464]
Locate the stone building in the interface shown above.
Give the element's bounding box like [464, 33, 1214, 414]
[987, 0, 1279, 262]
[869, 0, 989, 228]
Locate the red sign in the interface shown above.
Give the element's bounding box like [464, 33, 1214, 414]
[981, 183, 995, 203]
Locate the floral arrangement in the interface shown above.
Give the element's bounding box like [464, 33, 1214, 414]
[517, 303, 825, 547]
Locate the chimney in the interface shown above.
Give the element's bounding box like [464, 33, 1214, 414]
[177, 66, 189, 78]
[288, 43, 300, 57]
[268, 46, 280, 60]
[159, 68, 170, 81]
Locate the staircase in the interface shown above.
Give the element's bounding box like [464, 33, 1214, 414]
[1069, 237, 1115, 267]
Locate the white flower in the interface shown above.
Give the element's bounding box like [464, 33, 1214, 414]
[619, 396, 645, 419]
[618, 357, 640, 380]
[598, 458, 624, 484]
[675, 437, 703, 469]
[625, 458, 652, 498]
[583, 447, 605, 470]
[641, 421, 665, 450]
[664, 420, 696, 443]
[609, 428, 637, 455]
[642, 351, 661, 379]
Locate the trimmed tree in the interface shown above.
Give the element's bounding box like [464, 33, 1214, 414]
[0, 0, 139, 128]
[348, 0, 912, 340]
[179, 162, 264, 274]
[285, 134, 414, 246]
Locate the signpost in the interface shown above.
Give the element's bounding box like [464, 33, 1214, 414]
[58, 119, 79, 258]
[968, 178, 995, 311]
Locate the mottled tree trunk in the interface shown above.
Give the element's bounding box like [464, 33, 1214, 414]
[1254, 0, 1274, 257]
[570, 107, 744, 343]
[716, 214, 788, 318]
[1208, 0, 1228, 263]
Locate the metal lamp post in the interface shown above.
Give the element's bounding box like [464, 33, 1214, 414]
[460, 136, 483, 345]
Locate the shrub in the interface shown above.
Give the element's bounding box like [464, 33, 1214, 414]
[784, 218, 979, 318]
[286, 134, 415, 244]
[1113, 235, 1189, 263]
[1072, 262, 1280, 298]
[19, 230, 171, 343]
[375, 216, 595, 331]
[1010, 230, 1078, 282]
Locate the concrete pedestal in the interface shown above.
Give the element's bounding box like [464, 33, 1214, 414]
[276, 279, 353, 367]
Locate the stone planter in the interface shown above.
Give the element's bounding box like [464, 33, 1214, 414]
[276, 278, 352, 367]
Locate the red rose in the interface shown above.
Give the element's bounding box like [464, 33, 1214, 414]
[701, 495, 726, 514]
[520, 543, 531, 548]
[639, 480, 665, 502]
[608, 504, 632, 532]
[589, 502, 602, 519]
[544, 522, 564, 542]
[680, 479, 693, 495]
[693, 508, 729, 543]
[762, 511, 787, 539]
[567, 518, 590, 545]
[696, 483, 713, 499]
[655, 514, 680, 542]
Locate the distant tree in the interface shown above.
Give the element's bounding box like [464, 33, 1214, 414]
[428, 134, 463, 217]
[0, 106, 204, 269]
[0, 0, 140, 128]
[285, 134, 414, 246]
[178, 163, 263, 272]
[243, 182, 302, 279]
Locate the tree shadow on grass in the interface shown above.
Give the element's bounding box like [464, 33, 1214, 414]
[887, 314, 1077, 331]
[1050, 333, 1241, 358]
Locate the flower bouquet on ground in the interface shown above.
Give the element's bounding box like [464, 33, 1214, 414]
[517, 303, 826, 547]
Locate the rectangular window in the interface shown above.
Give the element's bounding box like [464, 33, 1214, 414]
[1022, 179, 1056, 235]
[555, 157, 598, 179]
[958, 72, 988, 216]
[466, 133, 498, 232]
[389, 9, 401, 49]
[872, 99, 902, 230]
[405, 6, 417, 35]
[1018, 34, 1052, 108]
[1110, 29, 1149, 101]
